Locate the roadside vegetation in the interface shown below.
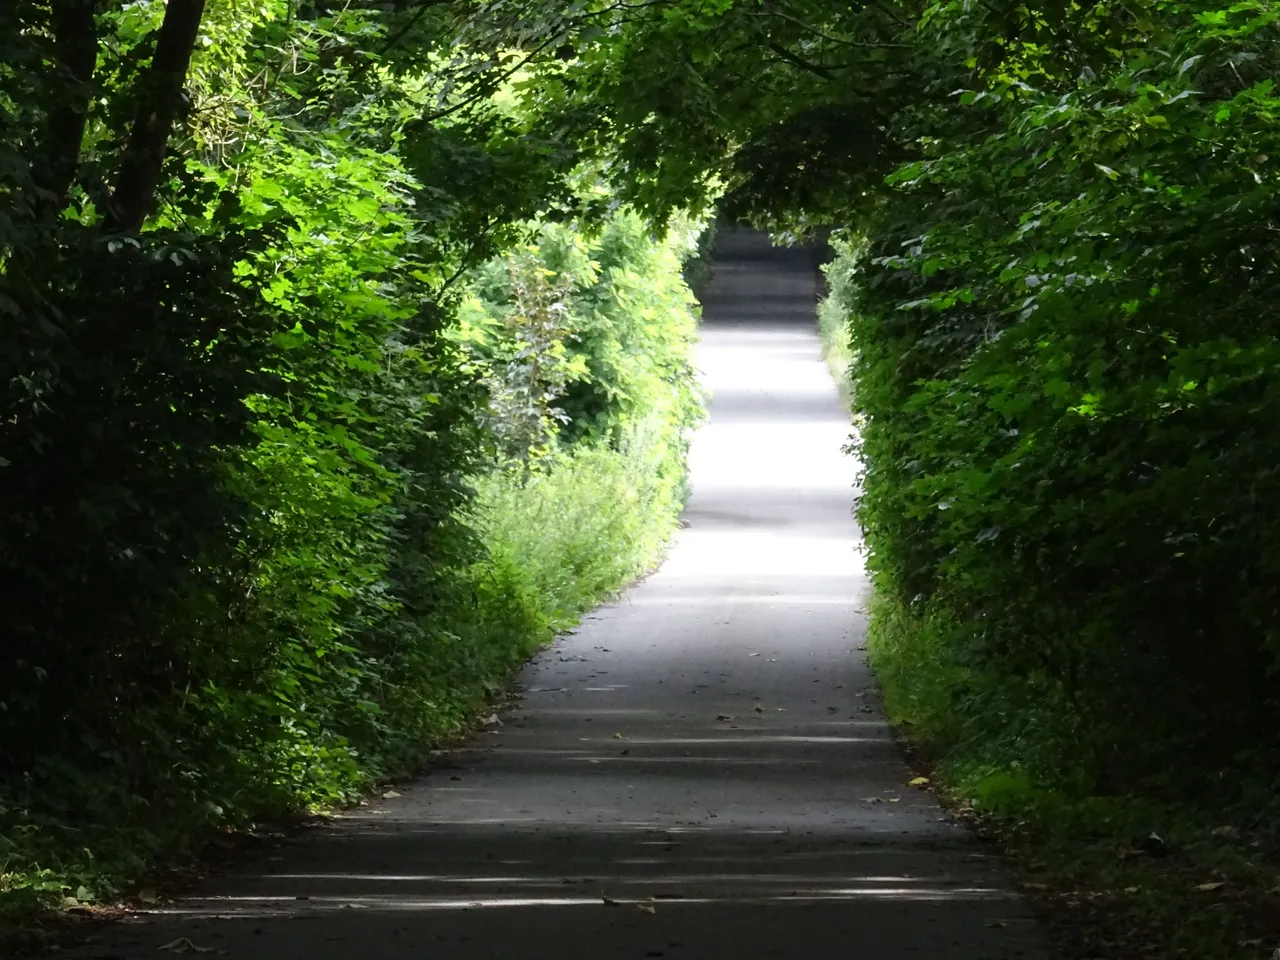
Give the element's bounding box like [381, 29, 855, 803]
[1, 2, 705, 940]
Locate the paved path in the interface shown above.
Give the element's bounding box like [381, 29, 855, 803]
[73, 229, 1046, 960]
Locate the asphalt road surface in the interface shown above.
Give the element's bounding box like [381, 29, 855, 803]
[68, 228, 1048, 960]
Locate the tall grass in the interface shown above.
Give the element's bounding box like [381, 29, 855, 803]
[465, 419, 685, 636]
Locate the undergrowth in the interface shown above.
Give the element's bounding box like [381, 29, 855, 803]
[468, 425, 686, 634]
[0, 432, 687, 948]
[866, 597, 1280, 960]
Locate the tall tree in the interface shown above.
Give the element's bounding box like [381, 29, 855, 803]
[105, 0, 207, 231]
[39, 0, 99, 215]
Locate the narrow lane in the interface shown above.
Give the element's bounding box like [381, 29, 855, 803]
[74, 228, 1046, 960]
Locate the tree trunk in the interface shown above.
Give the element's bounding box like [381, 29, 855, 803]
[40, 0, 99, 215]
[104, 0, 207, 232]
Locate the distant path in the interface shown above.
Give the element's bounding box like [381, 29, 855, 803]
[71, 228, 1047, 960]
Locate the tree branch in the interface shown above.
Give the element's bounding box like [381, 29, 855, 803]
[422, 32, 564, 124]
[105, 0, 207, 232]
[39, 0, 99, 215]
[766, 41, 841, 80]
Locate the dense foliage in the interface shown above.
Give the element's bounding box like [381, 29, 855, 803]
[0, 0, 705, 921]
[846, 2, 1280, 798]
[6, 0, 1280, 953]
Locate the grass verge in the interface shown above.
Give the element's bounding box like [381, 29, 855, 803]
[867, 595, 1280, 960]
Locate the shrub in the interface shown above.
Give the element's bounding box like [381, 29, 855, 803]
[845, 3, 1280, 798]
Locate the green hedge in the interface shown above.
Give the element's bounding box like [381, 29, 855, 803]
[828, 2, 1280, 808]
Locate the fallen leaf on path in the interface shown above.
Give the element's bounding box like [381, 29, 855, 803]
[1124, 886, 1140, 894]
[613, 733, 624, 739]
[636, 904, 656, 915]
[138, 888, 159, 904]
[1195, 881, 1226, 892]
[481, 714, 500, 726]
[748, 653, 761, 657]
[382, 790, 402, 799]
[909, 777, 930, 787]
[716, 714, 734, 721]
[752, 704, 765, 713]
[158, 938, 214, 954]
[887, 798, 901, 803]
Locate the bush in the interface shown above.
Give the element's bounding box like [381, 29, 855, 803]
[456, 206, 705, 461]
[450, 202, 707, 630]
[844, 4, 1280, 800]
[466, 424, 687, 638]
[816, 233, 864, 391]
